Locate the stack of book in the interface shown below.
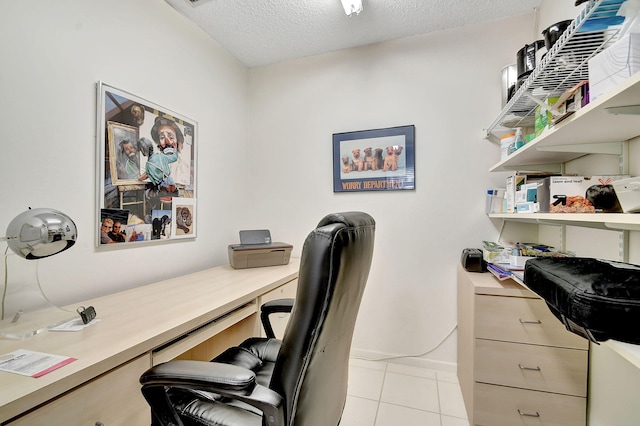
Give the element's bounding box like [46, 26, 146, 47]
[487, 263, 524, 282]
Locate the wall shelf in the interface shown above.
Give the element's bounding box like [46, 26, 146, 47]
[489, 213, 640, 231]
[484, 0, 626, 143]
[489, 72, 640, 172]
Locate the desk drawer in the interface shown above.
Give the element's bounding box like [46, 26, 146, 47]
[475, 295, 587, 349]
[152, 302, 257, 365]
[475, 339, 587, 397]
[474, 382, 586, 426]
[7, 355, 151, 426]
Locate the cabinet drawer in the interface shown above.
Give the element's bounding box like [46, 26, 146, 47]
[475, 294, 587, 349]
[474, 382, 586, 426]
[8, 355, 151, 426]
[475, 339, 588, 397]
[261, 279, 297, 302]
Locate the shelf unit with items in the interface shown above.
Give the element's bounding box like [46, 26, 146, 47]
[483, 0, 640, 231]
[488, 71, 640, 174]
[484, 0, 628, 144]
[477, 3, 640, 423]
[485, 70, 640, 231]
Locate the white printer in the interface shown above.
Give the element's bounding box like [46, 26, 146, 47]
[228, 229, 293, 269]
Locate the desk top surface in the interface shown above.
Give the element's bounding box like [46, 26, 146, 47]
[0, 260, 299, 423]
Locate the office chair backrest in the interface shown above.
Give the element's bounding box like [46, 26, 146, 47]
[270, 212, 375, 426]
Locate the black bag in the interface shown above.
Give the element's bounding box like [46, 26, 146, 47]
[524, 257, 640, 344]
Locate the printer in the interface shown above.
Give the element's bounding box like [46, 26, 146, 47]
[228, 229, 293, 269]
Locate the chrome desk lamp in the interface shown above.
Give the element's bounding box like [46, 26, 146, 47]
[1, 208, 77, 339]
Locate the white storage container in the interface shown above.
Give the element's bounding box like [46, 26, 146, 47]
[589, 33, 640, 100]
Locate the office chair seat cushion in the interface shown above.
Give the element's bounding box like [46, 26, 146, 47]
[214, 337, 281, 387]
[171, 392, 263, 426]
[167, 337, 282, 423]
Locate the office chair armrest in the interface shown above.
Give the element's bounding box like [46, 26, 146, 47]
[141, 360, 285, 426]
[260, 298, 294, 338]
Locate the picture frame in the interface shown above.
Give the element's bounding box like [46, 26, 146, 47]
[96, 81, 198, 247]
[333, 125, 415, 192]
[107, 121, 141, 186]
[171, 197, 197, 239]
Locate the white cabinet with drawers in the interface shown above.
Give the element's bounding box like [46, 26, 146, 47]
[457, 267, 589, 426]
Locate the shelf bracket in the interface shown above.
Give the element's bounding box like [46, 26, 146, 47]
[605, 105, 640, 115]
[483, 129, 500, 144]
[604, 222, 640, 231]
[536, 142, 623, 155]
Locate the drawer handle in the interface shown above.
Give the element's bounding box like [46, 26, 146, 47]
[518, 409, 540, 418]
[518, 364, 541, 372]
[519, 319, 541, 324]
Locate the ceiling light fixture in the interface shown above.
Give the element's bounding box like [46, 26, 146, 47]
[341, 0, 363, 16]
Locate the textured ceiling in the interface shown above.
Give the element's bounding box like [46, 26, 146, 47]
[164, 0, 543, 68]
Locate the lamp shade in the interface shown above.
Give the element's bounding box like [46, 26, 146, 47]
[5, 208, 77, 259]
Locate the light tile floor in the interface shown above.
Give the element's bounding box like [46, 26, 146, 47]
[342, 358, 470, 426]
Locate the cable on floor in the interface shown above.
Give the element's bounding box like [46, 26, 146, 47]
[351, 324, 458, 362]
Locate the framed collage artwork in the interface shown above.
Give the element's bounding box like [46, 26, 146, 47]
[96, 82, 197, 247]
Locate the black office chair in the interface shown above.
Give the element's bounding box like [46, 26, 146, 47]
[140, 212, 375, 426]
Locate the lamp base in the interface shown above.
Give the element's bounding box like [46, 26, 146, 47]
[0, 307, 76, 340]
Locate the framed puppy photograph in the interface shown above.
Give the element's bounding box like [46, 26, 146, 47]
[333, 125, 415, 192]
[96, 81, 198, 248]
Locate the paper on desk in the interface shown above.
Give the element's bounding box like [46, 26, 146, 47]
[0, 349, 76, 377]
[49, 317, 101, 332]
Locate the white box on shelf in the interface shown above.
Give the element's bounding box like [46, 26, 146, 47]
[589, 33, 640, 100]
[486, 189, 505, 214]
[612, 176, 640, 212]
[509, 255, 534, 269]
[506, 174, 526, 214]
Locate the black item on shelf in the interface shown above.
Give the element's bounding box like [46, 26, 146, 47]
[485, 0, 623, 139]
[516, 40, 546, 79]
[461, 248, 486, 272]
[524, 257, 640, 344]
[542, 20, 574, 50]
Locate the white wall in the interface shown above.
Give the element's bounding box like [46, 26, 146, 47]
[0, 0, 250, 306]
[247, 14, 534, 369]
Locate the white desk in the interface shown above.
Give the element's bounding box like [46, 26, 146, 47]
[0, 260, 299, 425]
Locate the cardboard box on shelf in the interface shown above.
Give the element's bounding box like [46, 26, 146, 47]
[534, 97, 560, 137]
[589, 33, 640, 100]
[537, 175, 629, 213]
[506, 174, 526, 213]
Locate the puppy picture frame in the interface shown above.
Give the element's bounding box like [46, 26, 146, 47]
[96, 81, 198, 248]
[333, 125, 415, 192]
